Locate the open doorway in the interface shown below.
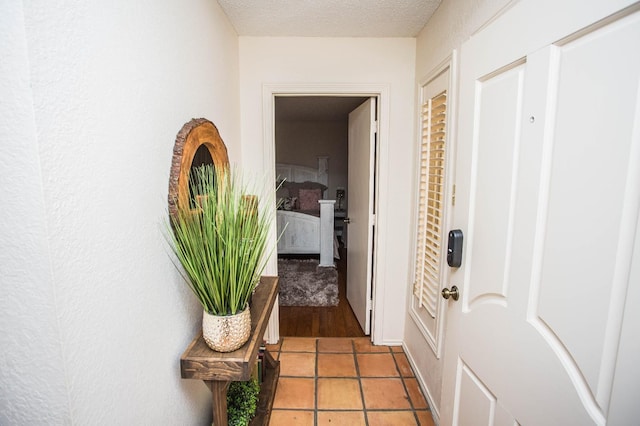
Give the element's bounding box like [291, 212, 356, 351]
[274, 95, 373, 337]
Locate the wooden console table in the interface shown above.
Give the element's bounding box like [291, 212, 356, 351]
[180, 276, 279, 426]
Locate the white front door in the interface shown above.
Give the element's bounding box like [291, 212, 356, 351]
[441, 1, 640, 424]
[347, 97, 376, 335]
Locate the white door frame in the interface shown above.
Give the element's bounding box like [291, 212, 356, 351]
[262, 83, 390, 344]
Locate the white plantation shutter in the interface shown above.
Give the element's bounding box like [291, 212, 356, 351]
[413, 90, 447, 318]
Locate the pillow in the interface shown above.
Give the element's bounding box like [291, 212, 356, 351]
[298, 188, 322, 210]
[282, 181, 327, 199]
[282, 196, 297, 211]
[275, 186, 289, 209]
[276, 186, 290, 200]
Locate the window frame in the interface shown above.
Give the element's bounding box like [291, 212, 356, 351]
[409, 55, 457, 358]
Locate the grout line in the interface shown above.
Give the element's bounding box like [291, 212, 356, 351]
[351, 339, 371, 426]
[391, 348, 423, 425]
[314, 337, 318, 425]
[272, 338, 432, 425]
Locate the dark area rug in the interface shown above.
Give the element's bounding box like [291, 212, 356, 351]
[277, 258, 338, 307]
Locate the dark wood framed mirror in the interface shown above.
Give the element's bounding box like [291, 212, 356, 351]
[168, 118, 229, 217]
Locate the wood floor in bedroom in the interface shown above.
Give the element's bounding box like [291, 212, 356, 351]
[278, 247, 366, 338]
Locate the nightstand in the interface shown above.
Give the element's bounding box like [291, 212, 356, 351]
[334, 209, 347, 245]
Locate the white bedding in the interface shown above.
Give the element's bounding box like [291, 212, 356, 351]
[275, 160, 337, 266]
[276, 209, 340, 259]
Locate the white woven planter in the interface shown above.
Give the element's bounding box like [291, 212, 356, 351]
[202, 307, 251, 352]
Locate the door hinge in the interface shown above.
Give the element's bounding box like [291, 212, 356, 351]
[372, 120, 379, 135]
[452, 184, 456, 206]
[366, 299, 373, 312]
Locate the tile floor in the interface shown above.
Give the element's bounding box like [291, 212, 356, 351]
[266, 337, 436, 426]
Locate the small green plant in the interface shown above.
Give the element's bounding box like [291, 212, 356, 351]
[227, 378, 260, 426]
[167, 164, 274, 315]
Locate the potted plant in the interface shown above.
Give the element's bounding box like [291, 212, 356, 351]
[167, 164, 274, 352]
[227, 378, 260, 426]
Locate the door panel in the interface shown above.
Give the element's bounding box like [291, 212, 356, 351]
[455, 362, 496, 425]
[442, 2, 640, 425]
[455, 362, 520, 426]
[347, 97, 376, 335]
[535, 19, 640, 403]
[467, 61, 525, 306]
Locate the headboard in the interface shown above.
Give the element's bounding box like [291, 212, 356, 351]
[276, 156, 328, 187]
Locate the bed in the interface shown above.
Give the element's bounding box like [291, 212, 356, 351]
[276, 158, 337, 266]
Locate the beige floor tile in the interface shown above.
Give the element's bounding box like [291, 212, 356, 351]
[279, 352, 316, 377]
[415, 410, 436, 426]
[404, 377, 428, 409]
[367, 410, 418, 426]
[353, 337, 391, 353]
[317, 411, 366, 425]
[269, 410, 314, 425]
[317, 378, 363, 410]
[361, 378, 411, 409]
[357, 353, 399, 377]
[273, 377, 315, 409]
[317, 353, 357, 377]
[317, 337, 354, 353]
[394, 352, 414, 377]
[281, 337, 317, 352]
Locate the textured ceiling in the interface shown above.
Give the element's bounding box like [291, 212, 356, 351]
[276, 96, 369, 121]
[217, 0, 442, 37]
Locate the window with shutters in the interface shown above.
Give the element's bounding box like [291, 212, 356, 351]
[410, 64, 451, 357]
[414, 90, 446, 317]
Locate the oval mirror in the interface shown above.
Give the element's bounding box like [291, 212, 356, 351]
[168, 118, 229, 217]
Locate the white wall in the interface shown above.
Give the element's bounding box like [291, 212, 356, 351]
[0, 2, 69, 423]
[0, 0, 240, 424]
[239, 37, 416, 343]
[404, 0, 512, 419]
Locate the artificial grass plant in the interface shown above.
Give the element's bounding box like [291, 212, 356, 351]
[167, 164, 274, 316]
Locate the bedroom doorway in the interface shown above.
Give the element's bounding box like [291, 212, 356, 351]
[274, 95, 377, 337]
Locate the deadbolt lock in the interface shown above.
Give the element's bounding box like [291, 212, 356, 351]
[441, 286, 459, 301]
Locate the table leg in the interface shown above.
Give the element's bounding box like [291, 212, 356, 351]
[205, 380, 230, 426]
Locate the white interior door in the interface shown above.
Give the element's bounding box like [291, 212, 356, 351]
[441, 1, 640, 425]
[347, 97, 376, 335]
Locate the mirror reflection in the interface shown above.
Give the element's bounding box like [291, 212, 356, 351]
[189, 144, 214, 208]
